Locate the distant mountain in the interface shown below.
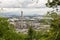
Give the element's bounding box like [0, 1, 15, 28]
[0, 12, 44, 18]
[0, 12, 20, 17]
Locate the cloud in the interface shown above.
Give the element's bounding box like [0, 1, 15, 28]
[0, 8, 54, 15]
[0, 0, 22, 8]
[27, 0, 47, 8]
[0, 0, 47, 8]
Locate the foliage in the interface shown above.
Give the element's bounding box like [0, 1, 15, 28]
[0, 12, 60, 40]
[46, 12, 60, 40]
[46, 0, 60, 7]
[27, 26, 35, 40]
[0, 17, 26, 40]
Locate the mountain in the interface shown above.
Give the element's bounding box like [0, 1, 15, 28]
[0, 12, 44, 18]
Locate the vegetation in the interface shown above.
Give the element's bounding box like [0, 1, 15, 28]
[0, 12, 60, 40]
[46, 0, 60, 7]
[0, 17, 50, 40]
[46, 12, 60, 40]
[0, 0, 60, 40]
[0, 17, 27, 40]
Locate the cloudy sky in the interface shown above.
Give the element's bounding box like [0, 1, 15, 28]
[0, 0, 47, 8]
[0, 8, 55, 16]
[0, 0, 58, 16]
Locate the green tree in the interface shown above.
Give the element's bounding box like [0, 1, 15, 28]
[46, 1, 60, 40]
[27, 26, 34, 40]
[46, 12, 60, 40]
[46, 0, 60, 7]
[0, 17, 26, 40]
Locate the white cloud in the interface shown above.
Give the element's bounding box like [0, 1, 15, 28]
[0, 0, 48, 8]
[0, 0, 22, 8]
[27, 0, 47, 8]
[0, 8, 54, 15]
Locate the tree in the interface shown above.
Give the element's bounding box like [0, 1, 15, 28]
[46, 12, 60, 40]
[46, 0, 60, 40]
[27, 26, 35, 40]
[46, 0, 60, 12]
[0, 17, 27, 40]
[46, 0, 60, 7]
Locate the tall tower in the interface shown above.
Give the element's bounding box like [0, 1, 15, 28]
[20, 11, 23, 29]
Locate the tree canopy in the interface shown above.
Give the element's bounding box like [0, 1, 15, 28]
[46, 0, 60, 7]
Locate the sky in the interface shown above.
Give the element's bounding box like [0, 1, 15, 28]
[0, 0, 59, 16]
[0, 0, 47, 8]
[0, 8, 54, 16]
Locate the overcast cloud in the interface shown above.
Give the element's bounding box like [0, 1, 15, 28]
[0, 0, 47, 8]
[0, 8, 54, 15]
[0, 0, 59, 15]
